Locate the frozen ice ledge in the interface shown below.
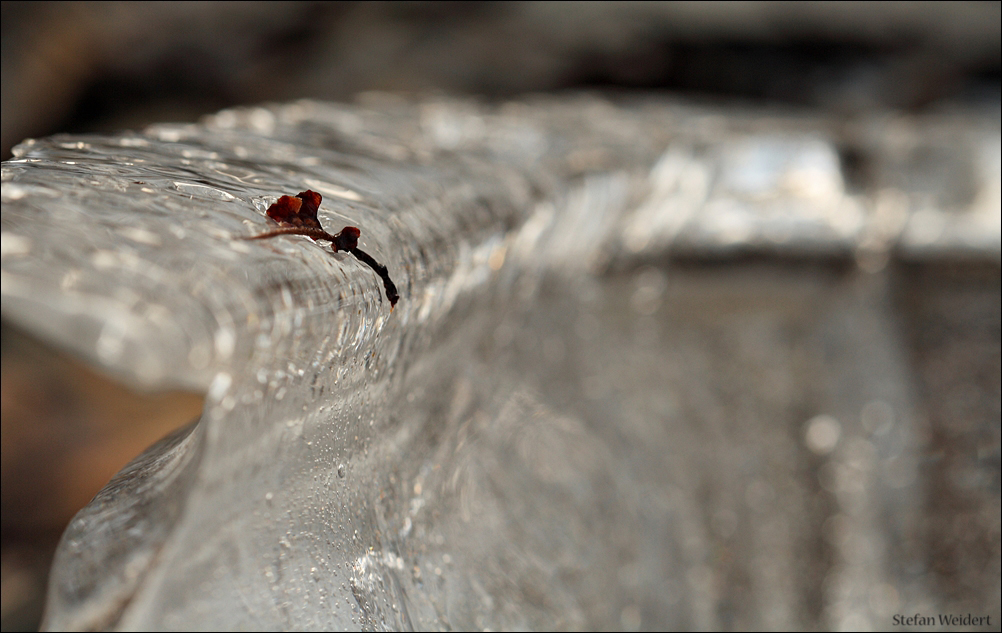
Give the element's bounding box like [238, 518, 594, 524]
[1, 96, 998, 630]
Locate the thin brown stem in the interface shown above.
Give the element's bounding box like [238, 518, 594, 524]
[350, 247, 399, 308]
[244, 226, 339, 244]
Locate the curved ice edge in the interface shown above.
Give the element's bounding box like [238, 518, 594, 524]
[42, 419, 203, 631]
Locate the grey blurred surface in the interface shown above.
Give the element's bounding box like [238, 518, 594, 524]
[1, 2, 999, 632]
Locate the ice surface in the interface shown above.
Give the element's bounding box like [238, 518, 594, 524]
[2, 96, 998, 630]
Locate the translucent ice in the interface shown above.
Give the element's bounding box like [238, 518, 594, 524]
[2, 96, 997, 630]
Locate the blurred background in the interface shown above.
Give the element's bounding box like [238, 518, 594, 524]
[1, 2, 999, 630]
[4, 2, 999, 161]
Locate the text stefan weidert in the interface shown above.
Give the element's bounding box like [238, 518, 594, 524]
[893, 613, 991, 627]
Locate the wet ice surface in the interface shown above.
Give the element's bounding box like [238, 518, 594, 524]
[2, 96, 998, 630]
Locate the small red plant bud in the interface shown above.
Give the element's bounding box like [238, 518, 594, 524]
[245, 191, 399, 308]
